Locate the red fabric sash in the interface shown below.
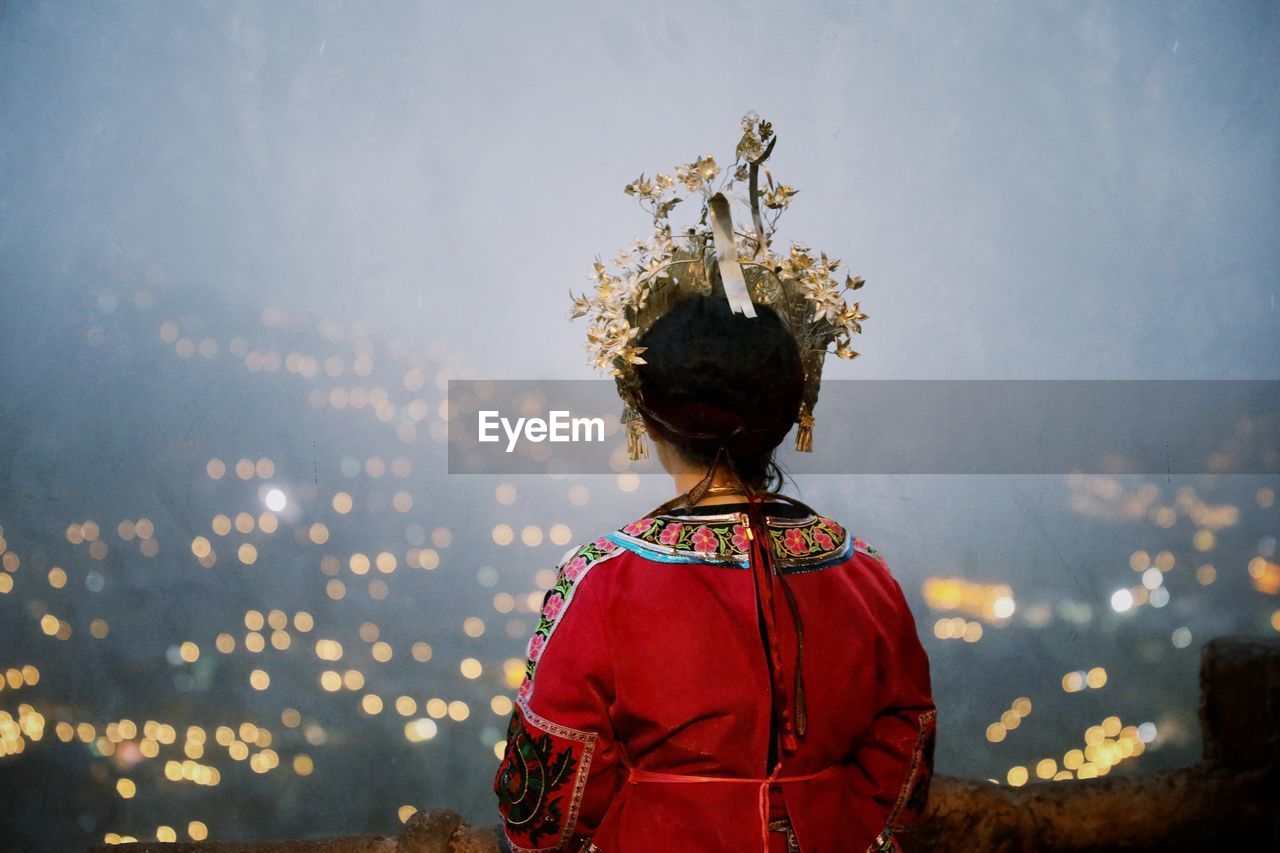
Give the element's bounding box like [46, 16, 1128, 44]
[625, 763, 839, 852]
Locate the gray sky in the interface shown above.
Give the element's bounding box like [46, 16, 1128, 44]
[3, 0, 1276, 383]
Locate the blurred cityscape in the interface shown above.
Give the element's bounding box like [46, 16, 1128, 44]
[0, 284, 1275, 851]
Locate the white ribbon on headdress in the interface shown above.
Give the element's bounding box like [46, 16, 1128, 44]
[708, 192, 757, 318]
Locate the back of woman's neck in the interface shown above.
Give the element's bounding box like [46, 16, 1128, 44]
[670, 477, 771, 506]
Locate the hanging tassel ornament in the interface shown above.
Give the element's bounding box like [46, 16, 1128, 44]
[795, 402, 814, 452]
[623, 406, 649, 461]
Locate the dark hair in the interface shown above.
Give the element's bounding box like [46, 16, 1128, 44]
[635, 295, 805, 492]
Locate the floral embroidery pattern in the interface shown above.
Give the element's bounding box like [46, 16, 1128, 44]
[621, 516, 740, 557]
[519, 538, 623, 704]
[658, 522, 683, 546]
[781, 528, 809, 555]
[611, 512, 853, 571]
[495, 704, 596, 851]
[765, 516, 850, 565]
[690, 525, 718, 553]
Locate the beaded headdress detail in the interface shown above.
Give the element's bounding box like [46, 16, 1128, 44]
[569, 112, 869, 460]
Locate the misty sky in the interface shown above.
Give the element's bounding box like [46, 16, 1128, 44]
[2, 1, 1276, 384]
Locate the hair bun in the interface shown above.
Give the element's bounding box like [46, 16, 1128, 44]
[633, 295, 805, 489]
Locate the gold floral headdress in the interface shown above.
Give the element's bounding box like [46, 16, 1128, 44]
[569, 112, 869, 461]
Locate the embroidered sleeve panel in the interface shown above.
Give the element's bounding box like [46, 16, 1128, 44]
[517, 537, 625, 707]
[610, 512, 853, 572]
[495, 701, 598, 853]
[885, 709, 938, 832]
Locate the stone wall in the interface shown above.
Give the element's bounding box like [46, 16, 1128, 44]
[92, 636, 1280, 853]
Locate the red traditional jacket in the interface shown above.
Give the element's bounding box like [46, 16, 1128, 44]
[494, 498, 936, 853]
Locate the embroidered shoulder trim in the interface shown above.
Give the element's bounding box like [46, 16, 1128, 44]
[885, 709, 937, 833]
[517, 537, 625, 706]
[768, 515, 854, 572]
[609, 512, 853, 573]
[496, 700, 598, 853]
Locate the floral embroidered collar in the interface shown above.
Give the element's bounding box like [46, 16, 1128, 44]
[607, 505, 868, 574]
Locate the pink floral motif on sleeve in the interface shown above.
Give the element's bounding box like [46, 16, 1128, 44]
[562, 555, 589, 582]
[730, 524, 751, 553]
[541, 593, 564, 622]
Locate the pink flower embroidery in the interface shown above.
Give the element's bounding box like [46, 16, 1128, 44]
[622, 518, 656, 536]
[542, 593, 564, 621]
[783, 528, 810, 555]
[853, 536, 868, 552]
[528, 633, 546, 662]
[593, 537, 617, 551]
[813, 529, 834, 550]
[562, 555, 589, 581]
[819, 516, 844, 537]
[518, 677, 533, 702]
[657, 522, 683, 546]
[730, 524, 751, 553]
[691, 525, 718, 554]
